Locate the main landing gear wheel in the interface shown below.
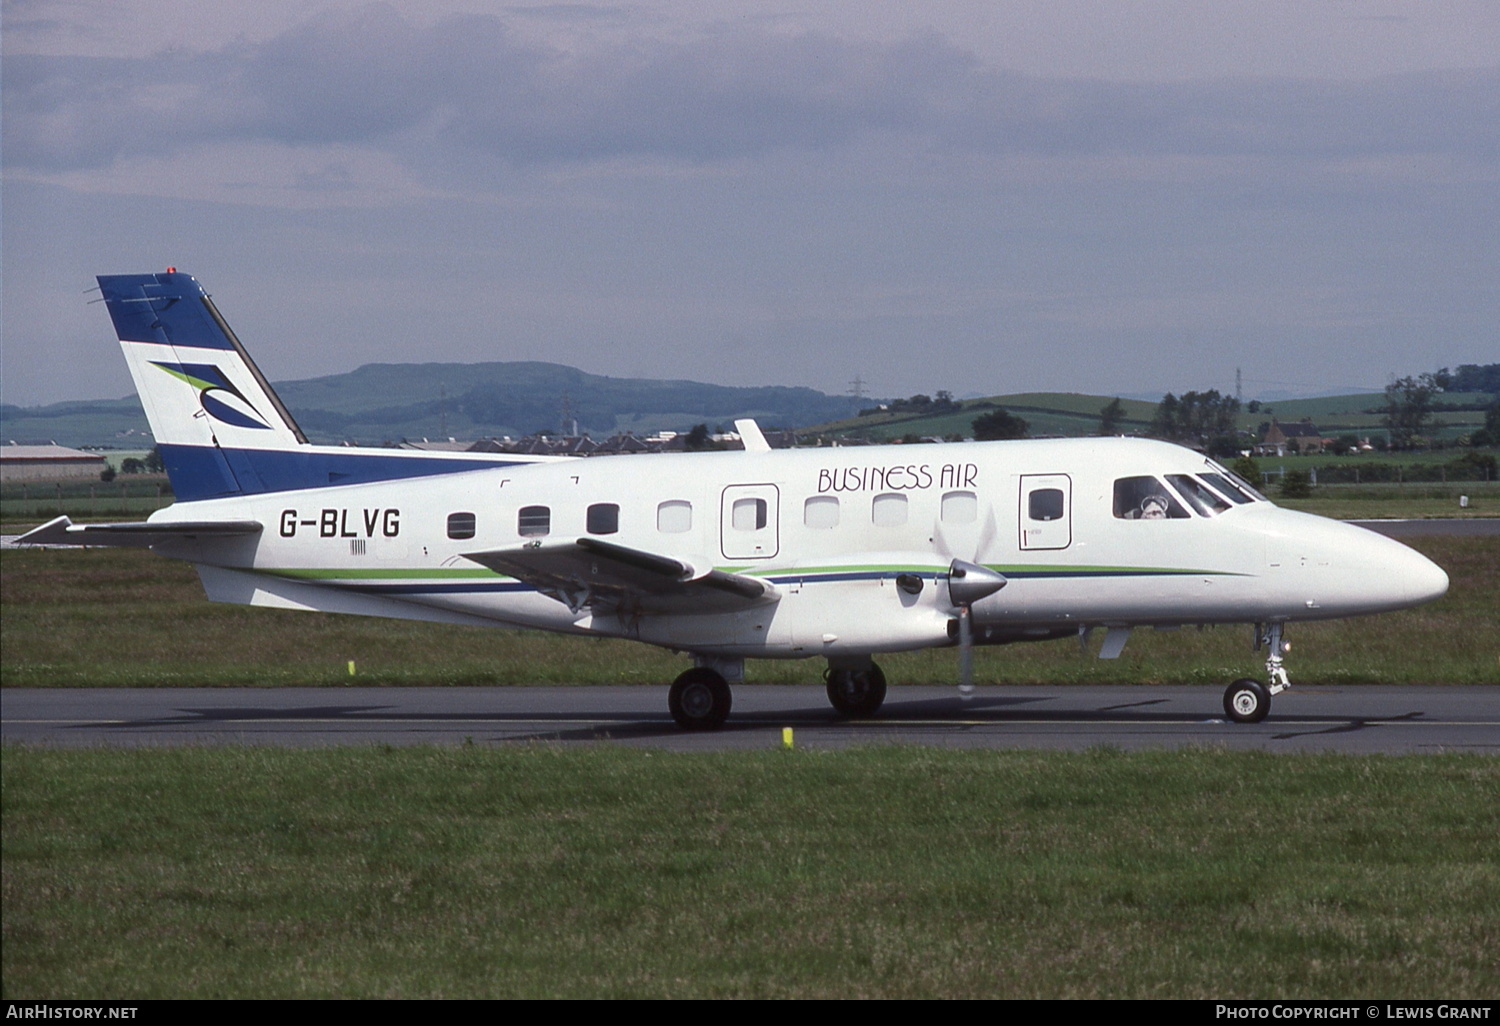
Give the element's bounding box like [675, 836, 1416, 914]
[1224, 678, 1270, 723]
[669, 668, 732, 731]
[825, 663, 888, 717]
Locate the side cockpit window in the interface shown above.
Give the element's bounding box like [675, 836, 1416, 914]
[1113, 477, 1189, 520]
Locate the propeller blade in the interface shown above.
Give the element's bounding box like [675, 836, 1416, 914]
[932, 519, 955, 562]
[957, 604, 975, 698]
[973, 506, 1000, 564]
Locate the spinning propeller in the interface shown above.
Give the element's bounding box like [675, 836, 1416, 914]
[933, 508, 1008, 697]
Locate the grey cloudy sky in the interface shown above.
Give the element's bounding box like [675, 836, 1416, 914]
[3, 1, 1496, 407]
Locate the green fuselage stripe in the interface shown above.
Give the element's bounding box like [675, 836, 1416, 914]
[260, 563, 1240, 583]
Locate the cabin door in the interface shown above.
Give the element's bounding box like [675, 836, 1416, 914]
[720, 484, 780, 560]
[1019, 474, 1072, 550]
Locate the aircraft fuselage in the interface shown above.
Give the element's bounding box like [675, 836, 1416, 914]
[24, 270, 1449, 728]
[146, 436, 1449, 660]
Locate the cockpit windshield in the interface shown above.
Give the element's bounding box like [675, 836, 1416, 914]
[1167, 474, 1232, 517]
[1199, 473, 1253, 505]
[1202, 461, 1267, 503]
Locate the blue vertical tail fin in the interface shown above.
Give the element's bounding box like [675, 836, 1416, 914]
[100, 269, 307, 498]
[100, 269, 546, 501]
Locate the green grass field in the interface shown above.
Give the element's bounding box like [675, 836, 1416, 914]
[3, 746, 1497, 998]
[3, 525, 1496, 998]
[1277, 483, 1500, 520]
[2, 536, 1495, 688]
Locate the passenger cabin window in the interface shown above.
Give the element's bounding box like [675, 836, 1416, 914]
[871, 492, 908, 527]
[1113, 477, 1189, 520]
[446, 512, 476, 540]
[587, 503, 620, 535]
[941, 491, 977, 524]
[657, 500, 692, 533]
[1028, 488, 1065, 522]
[518, 505, 551, 537]
[1167, 474, 1231, 517]
[731, 497, 767, 531]
[804, 495, 840, 529]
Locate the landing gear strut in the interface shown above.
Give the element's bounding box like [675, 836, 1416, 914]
[1223, 623, 1292, 723]
[669, 667, 732, 731]
[824, 661, 887, 717]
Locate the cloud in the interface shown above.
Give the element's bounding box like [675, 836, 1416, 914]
[7, 3, 1494, 192]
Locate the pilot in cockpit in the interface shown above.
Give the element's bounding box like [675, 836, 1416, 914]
[1113, 476, 1186, 520]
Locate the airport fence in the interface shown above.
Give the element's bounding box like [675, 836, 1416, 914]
[1, 476, 173, 521]
[1258, 453, 1498, 486]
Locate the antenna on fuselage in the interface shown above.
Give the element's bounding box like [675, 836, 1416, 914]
[735, 419, 772, 453]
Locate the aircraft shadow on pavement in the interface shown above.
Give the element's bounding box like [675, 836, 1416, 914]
[81, 696, 1425, 742]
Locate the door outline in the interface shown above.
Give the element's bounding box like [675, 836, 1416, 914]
[1019, 474, 1072, 550]
[720, 483, 780, 560]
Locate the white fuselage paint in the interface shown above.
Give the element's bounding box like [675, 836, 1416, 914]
[147, 436, 1449, 663]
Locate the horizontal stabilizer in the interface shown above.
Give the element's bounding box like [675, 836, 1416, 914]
[13, 515, 262, 548]
[464, 536, 776, 615]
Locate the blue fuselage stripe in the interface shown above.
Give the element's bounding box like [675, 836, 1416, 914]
[161, 443, 524, 500]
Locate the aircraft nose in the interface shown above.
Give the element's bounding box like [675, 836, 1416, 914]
[1398, 544, 1449, 606]
[1283, 515, 1452, 616]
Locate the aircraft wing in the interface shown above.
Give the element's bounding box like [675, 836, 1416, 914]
[13, 515, 263, 548]
[463, 536, 777, 615]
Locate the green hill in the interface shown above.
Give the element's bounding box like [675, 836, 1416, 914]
[809, 391, 1491, 443]
[7, 369, 1492, 450]
[1246, 393, 1491, 439]
[809, 393, 1157, 441]
[1, 398, 154, 448]
[3, 362, 866, 447]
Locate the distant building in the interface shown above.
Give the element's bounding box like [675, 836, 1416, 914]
[0, 444, 108, 482]
[405, 436, 642, 455]
[1256, 419, 1327, 457]
[382, 430, 801, 458]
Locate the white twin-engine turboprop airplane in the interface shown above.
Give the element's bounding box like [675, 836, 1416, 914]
[21, 270, 1451, 729]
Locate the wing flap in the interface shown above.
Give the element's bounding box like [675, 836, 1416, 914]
[463, 536, 776, 614]
[13, 515, 263, 548]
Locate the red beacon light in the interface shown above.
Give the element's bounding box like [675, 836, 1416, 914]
[164, 266, 177, 274]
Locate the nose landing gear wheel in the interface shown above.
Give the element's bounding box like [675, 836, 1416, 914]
[1224, 678, 1270, 723]
[669, 668, 732, 731]
[824, 663, 888, 717]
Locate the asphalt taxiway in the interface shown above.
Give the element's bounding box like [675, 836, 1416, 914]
[1351, 518, 1500, 537]
[3, 685, 1495, 753]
